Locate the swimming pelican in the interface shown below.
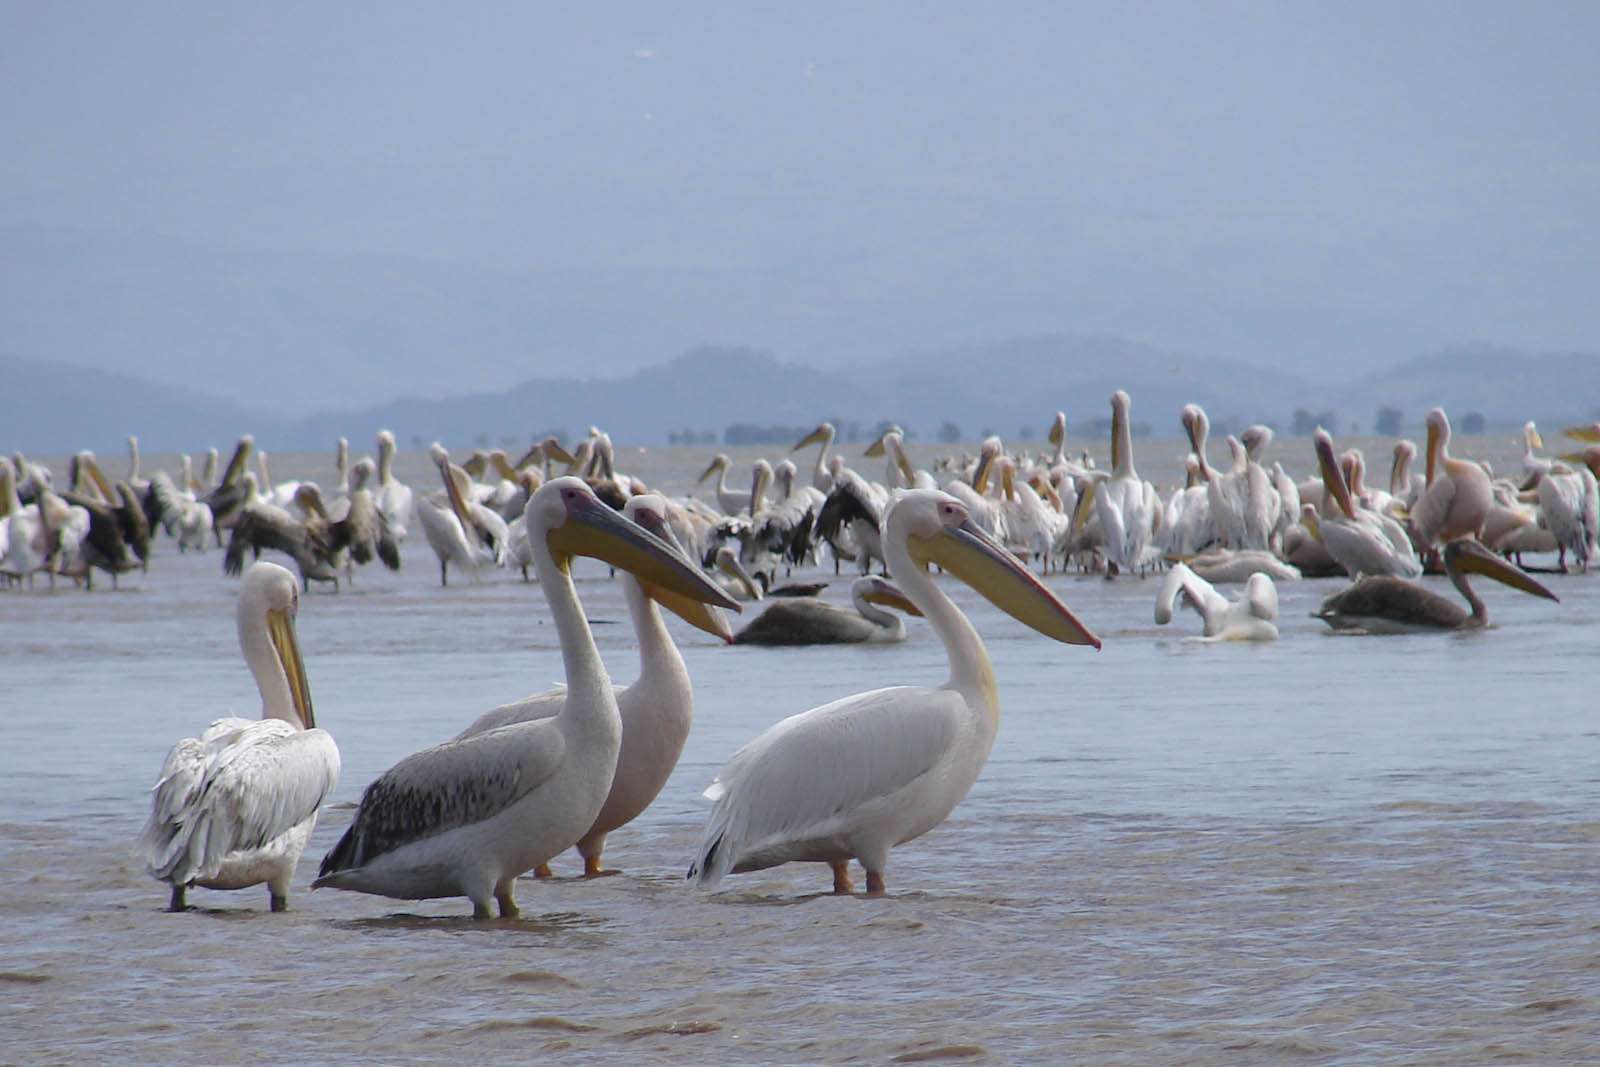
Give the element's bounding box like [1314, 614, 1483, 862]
[416, 444, 510, 586]
[1314, 538, 1558, 633]
[315, 478, 737, 918]
[1095, 391, 1156, 576]
[1410, 408, 1492, 547]
[687, 488, 1100, 896]
[1154, 562, 1279, 641]
[452, 493, 733, 879]
[733, 576, 921, 645]
[696, 454, 748, 516]
[139, 562, 341, 912]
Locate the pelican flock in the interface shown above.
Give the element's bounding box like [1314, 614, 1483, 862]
[8, 391, 1585, 927]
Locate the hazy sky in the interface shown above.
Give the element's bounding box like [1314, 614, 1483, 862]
[4, 2, 1597, 385]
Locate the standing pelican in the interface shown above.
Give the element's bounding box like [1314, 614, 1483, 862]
[1314, 538, 1558, 633]
[315, 479, 737, 918]
[733, 576, 921, 645]
[451, 494, 733, 879]
[1410, 408, 1492, 547]
[696, 454, 748, 516]
[416, 444, 509, 586]
[1311, 430, 1421, 579]
[1095, 391, 1156, 576]
[793, 422, 838, 493]
[1154, 562, 1279, 641]
[372, 430, 413, 541]
[139, 562, 340, 912]
[688, 489, 1100, 896]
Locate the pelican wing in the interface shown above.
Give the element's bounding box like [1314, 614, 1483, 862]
[141, 718, 341, 885]
[1409, 476, 1456, 544]
[690, 686, 964, 885]
[223, 506, 320, 577]
[318, 721, 566, 876]
[451, 688, 567, 740]
[1154, 563, 1228, 628]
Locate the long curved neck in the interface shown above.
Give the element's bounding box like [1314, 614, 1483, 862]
[1449, 564, 1488, 626]
[623, 578, 686, 691]
[851, 588, 903, 635]
[378, 439, 394, 484]
[813, 432, 832, 484]
[530, 533, 612, 722]
[128, 439, 141, 481]
[239, 613, 298, 726]
[885, 536, 996, 715]
[1112, 404, 1135, 478]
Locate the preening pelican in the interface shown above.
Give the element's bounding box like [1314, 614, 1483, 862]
[139, 562, 340, 912]
[1314, 538, 1558, 633]
[1154, 562, 1278, 641]
[315, 478, 737, 918]
[453, 494, 732, 878]
[688, 489, 1100, 896]
[733, 576, 921, 645]
[416, 444, 510, 586]
[1311, 430, 1421, 579]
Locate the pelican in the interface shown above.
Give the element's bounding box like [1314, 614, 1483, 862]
[223, 484, 348, 591]
[371, 430, 414, 541]
[696, 454, 748, 516]
[1314, 538, 1558, 633]
[713, 545, 766, 601]
[202, 435, 256, 540]
[452, 494, 733, 879]
[733, 576, 921, 645]
[139, 562, 340, 912]
[59, 452, 146, 588]
[416, 444, 510, 586]
[1181, 546, 1301, 584]
[1154, 562, 1279, 641]
[316, 478, 736, 918]
[793, 422, 838, 493]
[1311, 430, 1421, 579]
[1410, 408, 1492, 547]
[817, 464, 891, 576]
[1095, 391, 1157, 576]
[687, 488, 1100, 896]
[1536, 462, 1598, 572]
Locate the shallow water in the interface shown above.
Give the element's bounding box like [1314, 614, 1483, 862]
[3, 440, 1596, 1064]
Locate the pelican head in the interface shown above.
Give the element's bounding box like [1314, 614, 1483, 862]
[1241, 424, 1274, 460]
[697, 453, 731, 485]
[1391, 439, 1417, 494]
[1313, 429, 1356, 519]
[1445, 538, 1559, 604]
[1424, 408, 1450, 487]
[239, 561, 314, 730]
[855, 575, 922, 617]
[1048, 412, 1066, 448]
[749, 459, 773, 514]
[624, 494, 734, 642]
[349, 458, 375, 492]
[970, 437, 1003, 494]
[1180, 404, 1209, 456]
[714, 546, 764, 601]
[530, 478, 738, 610]
[894, 490, 1100, 648]
[793, 422, 834, 452]
[1524, 421, 1543, 451]
[864, 425, 904, 458]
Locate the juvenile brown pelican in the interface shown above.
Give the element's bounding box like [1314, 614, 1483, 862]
[315, 479, 737, 919]
[733, 576, 921, 645]
[1314, 538, 1558, 633]
[688, 489, 1100, 897]
[140, 562, 340, 912]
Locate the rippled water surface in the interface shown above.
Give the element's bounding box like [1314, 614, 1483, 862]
[3, 441, 1596, 1064]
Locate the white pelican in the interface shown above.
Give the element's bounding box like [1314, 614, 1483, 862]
[1182, 546, 1301, 584]
[733, 576, 921, 645]
[59, 453, 146, 588]
[687, 488, 1100, 896]
[452, 493, 733, 879]
[1536, 462, 1598, 572]
[817, 464, 891, 576]
[696, 453, 748, 516]
[1154, 562, 1279, 641]
[139, 562, 340, 912]
[997, 457, 1066, 571]
[1095, 391, 1156, 576]
[1314, 538, 1558, 633]
[316, 478, 736, 918]
[1310, 430, 1421, 579]
[372, 430, 414, 541]
[943, 437, 1007, 543]
[792, 422, 838, 493]
[1410, 408, 1493, 547]
[416, 444, 510, 586]
[148, 470, 213, 553]
[713, 545, 766, 601]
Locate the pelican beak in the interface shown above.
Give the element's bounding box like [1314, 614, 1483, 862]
[793, 426, 828, 452]
[908, 519, 1100, 648]
[1182, 410, 1201, 455]
[548, 495, 739, 610]
[1302, 509, 1324, 543]
[696, 458, 721, 485]
[1451, 540, 1559, 602]
[1048, 417, 1064, 448]
[491, 453, 518, 481]
[1530, 427, 1545, 450]
[716, 551, 763, 601]
[1564, 425, 1600, 443]
[861, 581, 923, 617]
[971, 451, 995, 495]
[630, 506, 736, 641]
[267, 607, 315, 730]
[84, 456, 117, 503]
[439, 459, 475, 527]
[894, 447, 917, 487]
[1315, 435, 1357, 520]
[1425, 418, 1441, 487]
[1000, 462, 1016, 502]
[544, 441, 575, 465]
[1069, 479, 1098, 536]
[863, 433, 888, 458]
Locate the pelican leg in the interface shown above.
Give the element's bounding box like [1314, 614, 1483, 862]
[829, 860, 855, 895]
[865, 870, 887, 897]
[439, 558, 449, 587]
[495, 885, 519, 919]
[533, 863, 554, 879]
[471, 899, 494, 920]
[583, 856, 610, 879]
[269, 892, 288, 913]
[168, 884, 187, 912]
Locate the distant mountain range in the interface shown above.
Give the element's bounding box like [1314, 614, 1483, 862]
[7, 338, 1598, 455]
